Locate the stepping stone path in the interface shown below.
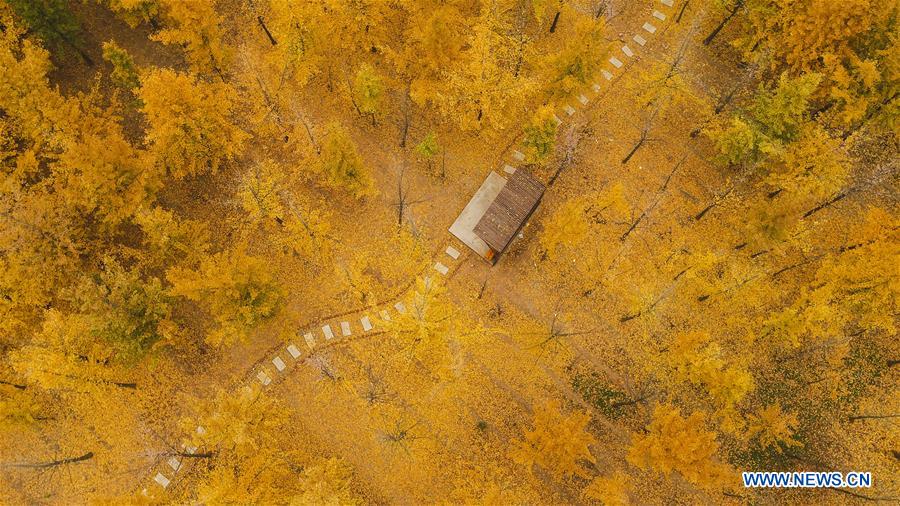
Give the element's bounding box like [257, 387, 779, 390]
[155, 473, 170, 488]
[146, 0, 675, 487]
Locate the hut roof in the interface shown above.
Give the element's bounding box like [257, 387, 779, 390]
[473, 169, 545, 255]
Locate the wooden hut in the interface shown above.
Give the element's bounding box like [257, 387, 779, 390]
[449, 169, 545, 263]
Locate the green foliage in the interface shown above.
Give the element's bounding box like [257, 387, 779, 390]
[711, 72, 822, 165]
[352, 63, 384, 117]
[318, 122, 377, 198]
[522, 105, 558, 163]
[711, 116, 759, 165]
[750, 72, 822, 143]
[75, 259, 173, 362]
[571, 371, 629, 419]
[5, 0, 83, 58]
[167, 248, 284, 347]
[415, 132, 439, 159]
[102, 41, 140, 91]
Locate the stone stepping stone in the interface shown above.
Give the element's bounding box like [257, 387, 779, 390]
[196, 426, 206, 436]
[361, 315, 373, 331]
[602, 70, 613, 80]
[322, 324, 334, 340]
[503, 164, 516, 174]
[287, 344, 301, 359]
[272, 356, 286, 372]
[564, 105, 576, 116]
[609, 57, 623, 68]
[434, 262, 449, 275]
[168, 457, 181, 472]
[622, 45, 634, 57]
[661, 0, 673, 6]
[633, 34, 647, 46]
[380, 309, 391, 321]
[154, 472, 170, 488]
[340, 321, 351, 336]
[592, 83, 601, 92]
[643, 22, 657, 34]
[653, 10, 666, 20]
[552, 114, 562, 125]
[446, 245, 460, 259]
[578, 94, 589, 105]
[304, 332, 316, 349]
[512, 150, 525, 161]
[394, 302, 407, 313]
[257, 370, 271, 385]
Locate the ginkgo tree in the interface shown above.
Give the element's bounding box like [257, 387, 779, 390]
[627, 403, 732, 491]
[166, 246, 285, 347]
[511, 400, 596, 480]
[139, 68, 248, 179]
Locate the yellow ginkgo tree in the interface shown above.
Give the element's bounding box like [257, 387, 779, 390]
[139, 68, 248, 179]
[511, 400, 596, 479]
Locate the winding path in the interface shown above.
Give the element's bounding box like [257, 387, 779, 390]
[143, 0, 678, 494]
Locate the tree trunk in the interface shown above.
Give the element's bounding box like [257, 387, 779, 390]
[0, 379, 27, 390]
[803, 192, 846, 219]
[676, 0, 690, 23]
[694, 202, 716, 221]
[549, 11, 561, 33]
[399, 84, 411, 148]
[848, 414, 900, 422]
[703, 0, 744, 46]
[621, 136, 645, 165]
[5, 452, 94, 469]
[257, 16, 277, 46]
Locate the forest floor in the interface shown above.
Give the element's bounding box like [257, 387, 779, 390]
[40, 0, 801, 502]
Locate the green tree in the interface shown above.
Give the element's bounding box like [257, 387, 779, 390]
[317, 122, 377, 198]
[167, 247, 284, 347]
[522, 105, 559, 163]
[352, 63, 384, 122]
[5, 0, 92, 64]
[101, 41, 140, 91]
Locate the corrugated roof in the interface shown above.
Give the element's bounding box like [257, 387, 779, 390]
[473, 169, 545, 255]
